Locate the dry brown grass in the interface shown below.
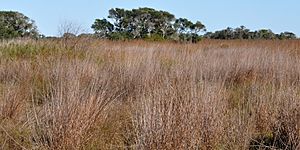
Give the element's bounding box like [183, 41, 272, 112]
[0, 39, 299, 149]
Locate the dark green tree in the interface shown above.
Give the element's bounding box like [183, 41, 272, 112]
[92, 7, 206, 42]
[0, 11, 39, 39]
[174, 18, 205, 42]
[107, 7, 176, 39]
[277, 32, 297, 40]
[191, 21, 206, 34]
[233, 26, 250, 39]
[204, 26, 297, 40]
[174, 18, 194, 34]
[257, 29, 276, 39]
[91, 18, 114, 38]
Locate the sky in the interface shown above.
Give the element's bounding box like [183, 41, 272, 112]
[1, 0, 299, 36]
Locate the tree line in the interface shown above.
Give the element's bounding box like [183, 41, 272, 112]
[204, 26, 297, 40]
[0, 9, 298, 42]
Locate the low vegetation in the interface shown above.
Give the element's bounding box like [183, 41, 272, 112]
[0, 38, 299, 149]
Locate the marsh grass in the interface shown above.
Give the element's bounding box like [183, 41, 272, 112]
[0, 38, 299, 149]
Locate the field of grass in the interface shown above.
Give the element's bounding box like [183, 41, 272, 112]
[0, 38, 299, 149]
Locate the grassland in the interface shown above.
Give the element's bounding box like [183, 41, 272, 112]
[0, 38, 299, 149]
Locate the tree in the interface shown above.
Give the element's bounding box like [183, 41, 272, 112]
[92, 7, 206, 42]
[191, 21, 206, 34]
[91, 19, 114, 38]
[173, 18, 205, 42]
[174, 18, 194, 34]
[277, 32, 297, 40]
[0, 11, 39, 39]
[106, 7, 176, 39]
[257, 29, 276, 39]
[150, 9, 176, 38]
[203, 26, 297, 40]
[108, 8, 128, 32]
[233, 26, 250, 39]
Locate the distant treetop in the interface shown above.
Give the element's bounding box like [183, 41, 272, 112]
[204, 26, 297, 40]
[92, 7, 206, 42]
[0, 11, 39, 39]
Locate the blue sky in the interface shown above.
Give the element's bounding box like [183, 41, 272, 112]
[1, 0, 299, 36]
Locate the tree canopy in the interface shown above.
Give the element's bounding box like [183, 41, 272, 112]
[204, 26, 297, 40]
[0, 11, 39, 39]
[92, 7, 206, 42]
